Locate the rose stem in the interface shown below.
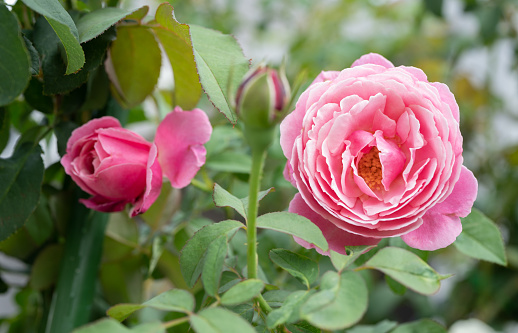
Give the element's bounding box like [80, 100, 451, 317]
[246, 147, 273, 315]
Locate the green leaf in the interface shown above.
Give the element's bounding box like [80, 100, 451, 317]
[76, 7, 136, 43]
[153, 3, 202, 109]
[23, 36, 40, 75]
[361, 247, 443, 295]
[256, 212, 328, 252]
[213, 183, 274, 219]
[0, 143, 43, 242]
[148, 234, 167, 277]
[269, 249, 318, 288]
[300, 271, 368, 330]
[202, 235, 229, 296]
[206, 151, 252, 173]
[32, 17, 89, 95]
[189, 25, 250, 124]
[266, 290, 313, 328]
[329, 245, 377, 272]
[391, 319, 447, 333]
[107, 289, 195, 322]
[105, 26, 161, 108]
[345, 320, 397, 333]
[180, 220, 244, 288]
[385, 275, 407, 296]
[0, 4, 30, 106]
[220, 279, 264, 306]
[0, 109, 10, 153]
[130, 322, 165, 333]
[22, 0, 85, 74]
[226, 303, 255, 323]
[454, 208, 507, 266]
[23, 78, 53, 114]
[190, 307, 256, 333]
[29, 244, 64, 290]
[72, 318, 128, 333]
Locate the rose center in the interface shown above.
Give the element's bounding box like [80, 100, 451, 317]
[358, 147, 382, 191]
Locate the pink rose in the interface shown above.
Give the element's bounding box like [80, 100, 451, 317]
[61, 107, 212, 216]
[280, 53, 478, 253]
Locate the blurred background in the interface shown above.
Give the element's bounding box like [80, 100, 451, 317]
[1, 0, 517, 332]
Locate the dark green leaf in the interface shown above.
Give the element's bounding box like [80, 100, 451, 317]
[391, 319, 447, 333]
[23, 36, 40, 75]
[105, 26, 161, 108]
[454, 208, 507, 266]
[0, 4, 30, 106]
[286, 321, 322, 333]
[23, 78, 53, 114]
[220, 279, 264, 306]
[190, 25, 249, 124]
[153, 3, 202, 109]
[22, 0, 85, 74]
[29, 244, 64, 290]
[54, 121, 78, 156]
[269, 249, 318, 288]
[266, 290, 313, 328]
[76, 7, 135, 43]
[202, 235, 229, 296]
[300, 271, 368, 330]
[180, 220, 244, 288]
[256, 212, 328, 252]
[190, 307, 255, 333]
[361, 247, 443, 295]
[0, 109, 10, 153]
[0, 143, 43, 242]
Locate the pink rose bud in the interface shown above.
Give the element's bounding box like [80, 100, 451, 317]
[236, 65, 291, 129]
[61, 107, 212, 217]
[280, 53, 478, 254]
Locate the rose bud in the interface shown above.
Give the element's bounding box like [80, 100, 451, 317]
[61, 107, 212, 217]
[236, 65, 291, 129]
[280, 53, 478, 254]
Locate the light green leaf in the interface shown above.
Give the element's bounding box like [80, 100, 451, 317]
[391, 319, 447, 333]
[190, 25, 250, 124]
[345, 320, 397, 333]
[22, 0, 85, 74]
[130, 322, 165, 333]
[77, 7, 139, 43]
[0, 4, 30, 106]
[148, 234, 167, 277]
[361, 247, 443, 295]
[329, 245, 377, 272]
[213, 183, 274, 219]
[220, 279, 264, 306]
[266, 290, 313, 328]
[72, 318, 128, 333]
[107, 289, 195, 322]
[0, 143, 43, 242]
[300, 271, 368, 330]
[202, 235, 229, 296]
[190, 307, 256, 333]
[153, 3, 202, 109]
[269, 249, 318, 288]
[180, 220, 244, 288]
[256, 212, 328, 252]
[105, 26, 161, 108]
[454, 208, 507, 266]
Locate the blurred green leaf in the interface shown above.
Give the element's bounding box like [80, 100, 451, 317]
[0, 4, 30, 106]
[206, 151, 252, 173]
[0, 109, 10, 153]
[454, 208, 507, 266]
[329, 245, 377, 272]
[345, 320, 397, 333]
[361, 247, 443, 295]
[423, 0, 443, 17]
[108, 289, 195, 322]
[266, 290, 313, 328]
[105, 26, 161, 108]
[72, 318, 128, 333]
[391, 319, 446, 333]
[213, 183, 273, 219]
[220, 279, 264, 306]
[190, 24, 250, 124]
[385, 275, 407, 296]
[76, 7, 136, 43]
[153, 3, 202, 110]
[23, 78, 53, 114]
[256, 212, 328, 252]
[23, 36, 40, 75]
[180, 220, 244, 288]
[202, 235, 228, 296]
[190, 307, 256, 333]
[226, 303, 255, 323]
[22, 0, 85, 74]
[286, 321, 322, 333]
[269, 249, 318, 288]
[0, 143, 43, 242]
[29, 244, 64, 290]
[149, 234, 167, 277]
[300, 271, 368, 330]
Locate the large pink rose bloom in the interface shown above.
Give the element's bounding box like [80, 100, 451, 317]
[61, 107, 212, 216]
[280, 53, 478, 253]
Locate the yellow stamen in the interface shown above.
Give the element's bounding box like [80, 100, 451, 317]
[358, 147, 382, 191]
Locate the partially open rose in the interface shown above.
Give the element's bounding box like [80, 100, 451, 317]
[280, 53, 477, 253]
[61, 107, 212, 216]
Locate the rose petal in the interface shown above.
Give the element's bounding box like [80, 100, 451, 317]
[80, 195, 127, 213]
[155, 107, 212, 188]
[131, 143, 163, 216]
[351, 53, 394, 68]
[66, 117, 121, 154]
[289, 193, 380, 255]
